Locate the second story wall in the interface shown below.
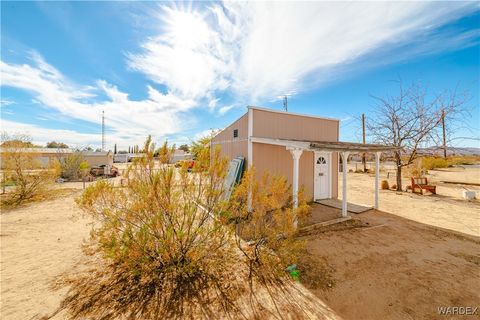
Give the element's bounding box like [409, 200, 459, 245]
[211, 112, 249, 162]
[251, 108, 339, 142]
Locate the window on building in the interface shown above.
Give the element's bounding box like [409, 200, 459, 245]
[233, 129, 238, 138]
[316, 156, 326, 164]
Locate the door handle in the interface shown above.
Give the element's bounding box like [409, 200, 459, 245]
[318, 173, 324, 176]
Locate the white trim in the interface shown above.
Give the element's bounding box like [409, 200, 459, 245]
[341, 151, 350, 217]
[313, 151, 332, 200]
[375, 152, 381, 209]
[288, 147, 303, 229]
[250, 136, 310, 150]
[247, 108, 253, 167]
[248, 106, 340, 122]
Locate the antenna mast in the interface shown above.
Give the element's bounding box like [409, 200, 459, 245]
[101, 110, 105, 151]
[283, 95, 288, 112]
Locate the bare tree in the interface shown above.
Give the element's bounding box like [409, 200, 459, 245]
[366, 81, 468, 191]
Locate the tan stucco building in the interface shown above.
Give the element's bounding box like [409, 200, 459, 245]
[0, 148, 113, 169]
[212, 106, 397, 217]
[212, 107, 340, 203]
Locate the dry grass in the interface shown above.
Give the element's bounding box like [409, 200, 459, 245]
[421, 155, 480, 171]
[0, 188, 77, 211]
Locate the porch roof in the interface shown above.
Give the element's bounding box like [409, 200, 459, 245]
[250, 136, 400, 152]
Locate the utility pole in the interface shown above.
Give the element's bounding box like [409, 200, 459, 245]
[441, 109, 447, 159]
[101, 110, 105, 152]
[362, 113, 366, 172]
[283, 95, 288, 112]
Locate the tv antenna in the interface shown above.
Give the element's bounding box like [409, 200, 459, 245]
[101, 110, 105, 151]
[283, 95, 288, 112]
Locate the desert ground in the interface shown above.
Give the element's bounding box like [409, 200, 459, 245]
[1, 166, 479, 319]
[302, 206, 479, 320]
[341, 166, 480, 237]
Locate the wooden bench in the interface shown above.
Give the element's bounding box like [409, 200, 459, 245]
[411, 177, 436, 195]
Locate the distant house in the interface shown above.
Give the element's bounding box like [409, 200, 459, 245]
[170, 149, 192, 164]
[211, 106, 396, 216]
[0, 147, 73, 169]
[0, 148, 113, 169]
[83, 151, 113, 168]
[113, 153, 129, 163]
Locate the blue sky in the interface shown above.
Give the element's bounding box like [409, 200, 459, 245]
[1, 1, 479, 150]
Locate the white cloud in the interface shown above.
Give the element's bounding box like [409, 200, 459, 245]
[1, 119, 101, 147]
[218, 104, 235, 115]
[127, 5, 234, 101]
[0, 99, 16, 106]
[0, 53, 197, 149]
[129, 1, 478, 108]
[194, 128, 220, 141]
[2, 1, 477, 147]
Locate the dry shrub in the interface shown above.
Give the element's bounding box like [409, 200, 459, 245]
[421, 156, 480, 171]
[1, 133, 56, 207]
[421, 157, 449, 170]
[226, 169, 309, 276]
[381, 180, 389, 190]
[156, 140, 175, 164]
[60, 136, 311, 319]
[403, 157, 423, 177]
[56, 152, 86, 180]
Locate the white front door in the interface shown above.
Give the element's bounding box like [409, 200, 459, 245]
[314, 151, 331, 200]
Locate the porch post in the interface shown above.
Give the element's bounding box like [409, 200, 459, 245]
[289, 148, 303, 210]
[341, 151, 350, 217]
[375, 151, 381, 210]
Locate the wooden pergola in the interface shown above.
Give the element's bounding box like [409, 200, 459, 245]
[250, 137, 400, 219]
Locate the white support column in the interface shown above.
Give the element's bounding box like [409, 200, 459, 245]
[289, 148, 303, 209]
[341, 151, 350, 217]
[374, 151, 381, 210]
[247, 108, 253, 211]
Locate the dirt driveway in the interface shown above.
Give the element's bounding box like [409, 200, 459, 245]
[303, 207, 480, 320]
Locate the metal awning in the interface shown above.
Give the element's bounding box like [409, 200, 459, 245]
[250, 136, 397, 220]
[309, 141, 399, 152]
[250, 136, 400, 152]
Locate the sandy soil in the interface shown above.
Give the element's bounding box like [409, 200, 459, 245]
[0, 189, 90, 320]
[1, 166, 479, 319]
[303, 209, 480, 320]
[340, 169, 480, 237]
[0, 181, 338, 320]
